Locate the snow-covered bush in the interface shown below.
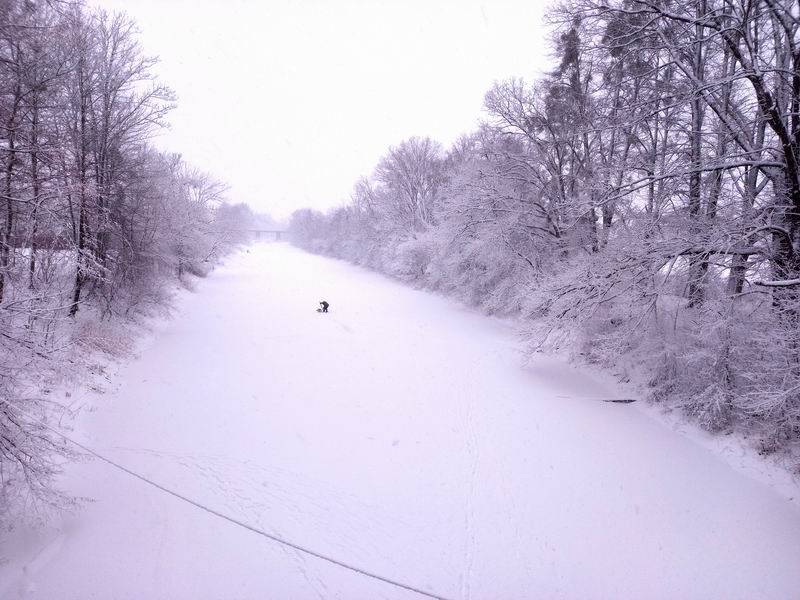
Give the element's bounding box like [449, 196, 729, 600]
[389, 235, 438, 282]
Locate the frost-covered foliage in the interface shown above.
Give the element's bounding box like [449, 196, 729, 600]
[0, 1, 258, 528]
[291, 0, 800, 470]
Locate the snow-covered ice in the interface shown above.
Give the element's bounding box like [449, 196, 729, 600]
[2, 242, 800, 599]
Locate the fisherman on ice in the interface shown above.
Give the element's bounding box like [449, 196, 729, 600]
[319, 300, 329, 313]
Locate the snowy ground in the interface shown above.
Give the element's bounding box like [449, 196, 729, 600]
[2, 242, 800, 599]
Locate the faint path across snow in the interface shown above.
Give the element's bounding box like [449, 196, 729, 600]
[2, 242, 800, 599]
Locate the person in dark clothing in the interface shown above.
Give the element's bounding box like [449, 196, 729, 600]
[319, 300, 329, 313]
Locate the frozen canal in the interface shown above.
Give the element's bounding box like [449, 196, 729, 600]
[3, 243, 800, 599]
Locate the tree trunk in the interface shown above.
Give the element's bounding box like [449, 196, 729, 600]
[28, 87, 40, 289]
[687, 0, 707, 307]
[1, 77, 21, 304]
[70, 57, 90, 316]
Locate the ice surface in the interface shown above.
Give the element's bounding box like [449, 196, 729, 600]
[2, 243, 799, 599]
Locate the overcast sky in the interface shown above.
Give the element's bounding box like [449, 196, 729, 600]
[90, 0, 554, 219]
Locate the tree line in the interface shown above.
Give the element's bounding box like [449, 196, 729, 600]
[291, 0, 800, 467]
[0, 0, 257, 526]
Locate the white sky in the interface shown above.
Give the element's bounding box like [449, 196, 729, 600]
[90, 0, 554, 219]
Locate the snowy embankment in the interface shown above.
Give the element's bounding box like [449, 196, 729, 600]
[2, 242, 799, 599]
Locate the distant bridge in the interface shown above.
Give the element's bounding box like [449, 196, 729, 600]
[250, 229, 286, 241]
[213, 229, 288, 241]
[213, 229, 289, 242]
